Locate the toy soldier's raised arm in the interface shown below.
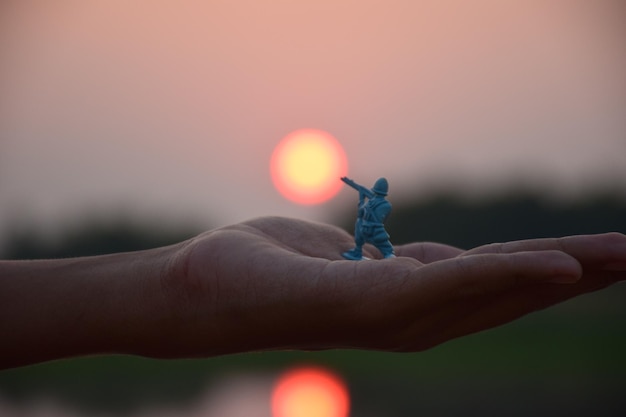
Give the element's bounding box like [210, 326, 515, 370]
[340, 177, 374, 199]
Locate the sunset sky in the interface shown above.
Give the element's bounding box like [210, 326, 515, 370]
[1, 0, 625, 235]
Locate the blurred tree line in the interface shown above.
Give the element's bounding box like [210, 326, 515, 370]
[384, 190, 626, 249]
[1, 215, 201, 260]
[4, 190, 625, 260]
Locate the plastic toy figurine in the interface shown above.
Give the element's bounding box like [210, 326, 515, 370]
[341, 176, 395, 260]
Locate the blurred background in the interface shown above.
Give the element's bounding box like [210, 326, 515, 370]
[1, 0, 625, 416]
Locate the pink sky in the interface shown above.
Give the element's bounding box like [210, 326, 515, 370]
[1, 0, 625, 233]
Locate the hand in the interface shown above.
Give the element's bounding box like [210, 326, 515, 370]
[3, 216, 624, 369]
[158, 216, 626, 357]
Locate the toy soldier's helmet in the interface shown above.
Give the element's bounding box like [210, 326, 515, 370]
[372, 177, 389, 196]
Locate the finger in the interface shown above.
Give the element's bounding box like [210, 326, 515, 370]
[481, 272, 619, 322]
[395, 242, 464, 263]
[417, 250, 583, 302]
[464, 232, 626, 270]
[346, 250, 582, 329]
[382, 252, 584, 350]
[336, 251, 580, 352]
[434, 272, 622, 346]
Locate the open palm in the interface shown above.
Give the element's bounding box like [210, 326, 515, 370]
[162, 216, 626, 357]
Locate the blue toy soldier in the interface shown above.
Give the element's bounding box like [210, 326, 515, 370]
[341, 176, 395, 260]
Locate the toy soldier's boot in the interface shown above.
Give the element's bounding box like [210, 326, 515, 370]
[342, 247, 363, 260]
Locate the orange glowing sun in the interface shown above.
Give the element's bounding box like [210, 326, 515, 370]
[271, 129, 348, 205]
[271, 367, 350, 417]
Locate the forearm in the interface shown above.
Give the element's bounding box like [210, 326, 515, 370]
[0, 245, 179, 369]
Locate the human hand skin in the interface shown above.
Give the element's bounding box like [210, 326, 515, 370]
[1, 216, 625, 369]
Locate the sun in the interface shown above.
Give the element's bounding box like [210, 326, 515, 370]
[271, 367, 350, 417]
[271, 129, 348, 205]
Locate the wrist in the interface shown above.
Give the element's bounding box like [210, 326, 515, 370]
[101, 243, 186, 359]
[0, 244, 181, 368]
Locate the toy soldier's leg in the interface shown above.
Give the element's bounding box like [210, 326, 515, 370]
[372, 228, 395, 259]
[343, 221, 365, 260]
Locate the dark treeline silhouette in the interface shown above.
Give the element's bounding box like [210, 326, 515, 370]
[1, 216, 201, 260]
